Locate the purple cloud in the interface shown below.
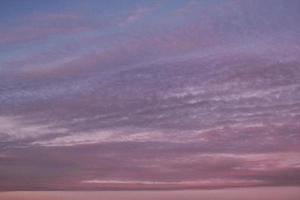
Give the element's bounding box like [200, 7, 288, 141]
[0, 0, 300, 192]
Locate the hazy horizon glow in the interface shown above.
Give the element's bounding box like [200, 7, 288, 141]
[0, 187, 300, 200]
[0, 0, 300, 194]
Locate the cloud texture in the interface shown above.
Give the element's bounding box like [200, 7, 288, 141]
[0, 0, 300, 191]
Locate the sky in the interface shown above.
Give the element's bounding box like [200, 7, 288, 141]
[0, 0, 300, 193]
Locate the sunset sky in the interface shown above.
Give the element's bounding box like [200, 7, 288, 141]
[0, 0, 300, 194]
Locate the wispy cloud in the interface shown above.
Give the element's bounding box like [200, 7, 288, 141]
[119, 7, 149, 26]
[0, 0, 300, 191]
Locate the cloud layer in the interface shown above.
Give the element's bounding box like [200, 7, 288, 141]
[0, 0, 300, 191]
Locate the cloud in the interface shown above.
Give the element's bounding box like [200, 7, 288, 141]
[0, 116, 68, 142]
[80, 179, 266, 190]
[1, 143, 299, 190]
[119, 8, 148, 26]
[0, 0, 300, 191]
[0, 12, 96, 47]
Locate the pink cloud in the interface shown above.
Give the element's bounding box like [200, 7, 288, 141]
[0, 12, 95, 46]
[119, 8, 148, 26]
[30, 12, 82, 21]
